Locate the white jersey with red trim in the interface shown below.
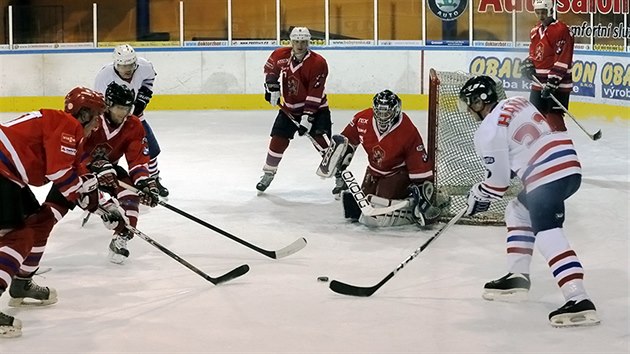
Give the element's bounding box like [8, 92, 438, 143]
[473, 96, 581, 196]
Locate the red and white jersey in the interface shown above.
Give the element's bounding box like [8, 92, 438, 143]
[341, 108, 433, 182]
[527, 19, 574, 92]
[94, 57, 156, 102]
[474, 96, 581, 196]
[0, 109, 86, 202]
[264, 47, 328, 116]
[80, 115, 150, 184]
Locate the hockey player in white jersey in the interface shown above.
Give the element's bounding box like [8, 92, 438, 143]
[94, 44, 169, 197]
[458, 75, 599, 327]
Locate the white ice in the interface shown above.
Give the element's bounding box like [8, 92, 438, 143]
[0, 110, 628, 353]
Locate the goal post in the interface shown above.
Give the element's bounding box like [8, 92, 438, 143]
[428, 68, 521, 225]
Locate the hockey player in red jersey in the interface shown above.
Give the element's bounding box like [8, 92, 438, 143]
[459, 75, 599, 327]
[256, 26, 332, 193]
[0, 87, 111, 338]
[318, 90, 442, 227]
[519, 0, 574, 132]
[82, 81, 160, 264]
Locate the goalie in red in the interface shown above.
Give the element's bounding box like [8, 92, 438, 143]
[317, 90, 445, 227]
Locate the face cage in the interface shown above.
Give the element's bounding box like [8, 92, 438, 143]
[374, 105, 398, 132]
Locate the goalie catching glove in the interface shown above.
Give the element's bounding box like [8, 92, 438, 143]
[135, 178, 160, 207]
[466, 182, 500, 216]
[408, 181, 443, 226]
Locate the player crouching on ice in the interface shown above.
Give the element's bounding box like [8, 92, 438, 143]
[458, 75, 599, 327]
[82, 82, 160, 264]
[317, 90, 447, 227]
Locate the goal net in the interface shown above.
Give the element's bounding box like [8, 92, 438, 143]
[427, 69, 522, 225]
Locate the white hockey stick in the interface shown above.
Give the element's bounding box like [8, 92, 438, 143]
[531, 76, 602, 141]
[341, 170, 411, 217]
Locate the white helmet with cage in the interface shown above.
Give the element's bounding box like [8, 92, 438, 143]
[290, 27, 311, 41]
[113, 44, 137, 66]
[533, 0, 553, 11]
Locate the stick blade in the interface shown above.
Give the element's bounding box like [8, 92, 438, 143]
[592, 130, 602, 141]
[208, 264, 250, 285]
[272, 237, 308, 259]
[329, 280, 378, 297]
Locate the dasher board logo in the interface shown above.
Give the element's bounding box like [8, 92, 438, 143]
[428, 0, 468, 21]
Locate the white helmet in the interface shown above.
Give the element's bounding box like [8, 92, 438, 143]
[290, 27, 311, 41]
[533, 0, 553, 11]
[113, 44, 137, 66]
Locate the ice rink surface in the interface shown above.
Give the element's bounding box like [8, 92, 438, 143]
[0, 109, 628, 353]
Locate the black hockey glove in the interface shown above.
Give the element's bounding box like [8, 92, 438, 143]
[89, 159, 118, 188]
[100, 199, 129, 234]
[76, 174, 99, 212]
[135, 178, 160, 207]
[297, 113, 315, 136]
[133, 86, 153, 116]
[409, 181, 441, 226]
[264, 82, 280, 106]
[520, 58, 536, 80]
[541, 77, 560, 99]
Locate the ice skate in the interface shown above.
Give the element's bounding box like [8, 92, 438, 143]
[482, 273, 530, 301]
[155, 177, 169, 198]
[8, 276, 58, 307]
[109, 230, 133, 264]
[332, 171, 348, 199]
[0, 311, 22, 338]
[256, 171, 275, 194]
[549, 299, 600, 328]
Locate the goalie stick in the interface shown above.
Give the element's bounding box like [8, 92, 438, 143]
[531, 76, 602, 141]
[96, 206, 249, 285]
[118, 181, 307, 259]
[329, 207, 466, 297]
[341, 170, 411, 217]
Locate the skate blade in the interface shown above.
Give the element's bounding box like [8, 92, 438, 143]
[108, 251, 128, 264]
[0, 326, 22, 338]
[482, 289, 528, 302]
[550, 310, 601, 328]
[8, 296, 58, 307]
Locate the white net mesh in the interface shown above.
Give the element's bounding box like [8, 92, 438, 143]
[430, 70, 522, 225]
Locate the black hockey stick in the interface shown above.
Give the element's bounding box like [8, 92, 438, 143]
[277, 104, 327, 156]
[531, 76, 602, 141]
[329, 208, 466, 297]
[118, 182, 307, 259]
[97, 206, 249, 285]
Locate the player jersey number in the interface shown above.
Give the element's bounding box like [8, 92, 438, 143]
[512, 112, 547, 147]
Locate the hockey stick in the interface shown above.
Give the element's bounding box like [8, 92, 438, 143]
[80, 211, 91, 227]
[341, 170, 411, 217]
[96, 206, 249, 285]
[329, 207, 466, 297]
[531, 76, 602, 141]
[277, 104, 326, 156]
[118, 181, 307, 259]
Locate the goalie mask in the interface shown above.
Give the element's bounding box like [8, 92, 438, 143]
[458, 76, 499, 120]
[372, 90, 401, 134]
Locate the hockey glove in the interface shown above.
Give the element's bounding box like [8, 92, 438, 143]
[520, 58, 536, 80]
[100, 199, 129, 234]
[541, 77, 560, 99]
[135, 178, 160, 207]
[409, 181, 441, 226]
[297, 113, 314, 136]
[466, 183, 495, 216]
[77, 174, 99, 212]
[133, 86, 153, 116]
[90, 159, 118, 188]
[264, 82, 281, 106]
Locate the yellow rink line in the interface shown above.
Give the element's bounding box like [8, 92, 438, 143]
[0, 94, 626, 121]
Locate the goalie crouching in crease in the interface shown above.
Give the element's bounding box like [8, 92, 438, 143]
[317, 90, 448, 227]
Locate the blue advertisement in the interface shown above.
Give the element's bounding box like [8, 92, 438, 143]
[600, 63, 630, 101]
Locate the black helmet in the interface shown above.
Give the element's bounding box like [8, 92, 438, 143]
[105, 81, 135, 107]
[372, 89, 401, 133]
[458, 75, 499, 109]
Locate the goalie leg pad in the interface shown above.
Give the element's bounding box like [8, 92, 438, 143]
[342, 191, 361, 221]
[317, 135, 350, 178]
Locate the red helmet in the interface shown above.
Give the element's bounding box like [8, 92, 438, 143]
[64, 87, 106, 118]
